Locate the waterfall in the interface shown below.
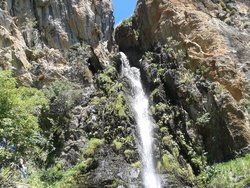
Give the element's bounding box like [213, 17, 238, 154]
[120, 52, 161, 188]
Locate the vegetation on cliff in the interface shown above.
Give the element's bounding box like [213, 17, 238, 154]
[0, 71, 48, 162]
[199, 154, 250, 187]
[0, 0, 250, 187]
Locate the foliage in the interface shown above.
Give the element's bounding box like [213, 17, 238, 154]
[163, 37, 186, 61]
[133, 29, 140, 41]
[112, 136, 134, 155]
[113, 139, 123, 151]
[143, 38, 188, 87]
[67, 43, 93, 83]
[92, 64, 137, 164]
[161, 152, 195, 184]
[131, 161, 141, 168]
[179, 70, 194, 85]
[40, 166, 64, 185]
[114, 94, 127, 117]
[124, 149, 135, 162]
[198, 154, 250, 187]
[219, 0, 237, 13]
[83, 138, 104, 157]
[42, 80, 80, 115]
[0, 70, 48, 164]
[27, 157, 94, 188]
[97, 65, 117, 95]
[144, 51, 154, 62]
[40, 80, 82, 165]
[119, 17, 132, 27]
[196, 113, 210, 127]
[214, 83, 226, 95]
[0, 174, 16, 188]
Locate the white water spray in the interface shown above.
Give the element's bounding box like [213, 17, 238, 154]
[120, 52, 161, 188]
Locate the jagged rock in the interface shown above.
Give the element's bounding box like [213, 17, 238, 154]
[0, 0, 114, 86]
[1, 0, 250, 187]
[5, 0, 114, 50]
[117, 0, 250, 163]
[115, 19, 139, 51]
[82, 147, 142, 188]
[132, 0, 250, 102]
[0, 8, 32, 84]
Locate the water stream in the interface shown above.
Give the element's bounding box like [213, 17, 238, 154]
[120, 52, 161, 188]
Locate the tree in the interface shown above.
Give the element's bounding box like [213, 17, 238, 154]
[0, 70, 48, 164]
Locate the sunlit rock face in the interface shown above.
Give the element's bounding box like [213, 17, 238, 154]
[5, 0, 114, 50]
[116, 0, 250, 163]
[0, 0, 114, 85]
[1, 0, 250, 187]
[122, 0, 250, 101]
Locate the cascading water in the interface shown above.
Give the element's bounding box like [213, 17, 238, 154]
[120, 52, 161, 188]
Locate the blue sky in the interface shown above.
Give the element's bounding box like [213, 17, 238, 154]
[113, 0, 137, 26]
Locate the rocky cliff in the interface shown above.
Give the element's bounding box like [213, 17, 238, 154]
[1, 0, 250, 187]
[116, 0, 250, 186]
[0, 0, 114, 86]
[117, 0, 250, 160]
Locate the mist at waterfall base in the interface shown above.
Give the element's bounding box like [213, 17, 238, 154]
[120, 52, 161, 188]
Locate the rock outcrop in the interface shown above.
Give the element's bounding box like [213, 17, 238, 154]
[0, 0, 114, 85]
[116, 0, 250, 162]
[1, 0, 250, 187]
[0, 0, 139, 187]
[117, 0, 250, 100]
[5, 0, 114, 50]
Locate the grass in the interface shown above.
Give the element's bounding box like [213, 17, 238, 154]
[198, 154, 250, 187]
[27, 158, 94, 188]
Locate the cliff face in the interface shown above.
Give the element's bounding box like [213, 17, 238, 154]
[1, 0, 250, 187]
[0, 1, 143, 187]
[116, 0, 250, 186]
[117, 0, 250, 101]
[134, 0, 250, 101]
[0, 0, 114, 85]
[6, 0, 113, 49]
[116, 0, 250, 160]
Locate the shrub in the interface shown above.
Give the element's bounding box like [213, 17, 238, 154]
[40, 166, 63, 185]
[97, 65, 117, 95]
[114, 94, 127, 117]
[113, 139, 123, 151]
[42, 80, 81, 115]
[131, 161, 141, 168]
[119, 17, 132, 27]
[41, 80, 82, 165]
[198, 154, 250, 187]
[83, 138, 104, 157]
[0, 70, 48, 163]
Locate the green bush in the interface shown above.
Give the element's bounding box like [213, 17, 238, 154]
[131, 161, 141, 168]
[119, 17, 132, 27]
[114, 94, 127, 117]
[40, 166, 63, 185]
[40, 80, 82, 164]
[97, 65, 117, 95]
[83, 138, 104, 157]
[27, 157, 95, 188]
[113, 139, 123, 151]
[42, 80, 81, 115]
[199, 154, 250, 187]
[0, 70, 48, 163]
